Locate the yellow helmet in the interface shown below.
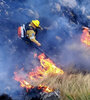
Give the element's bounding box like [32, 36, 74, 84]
[32, 20, 40, 27]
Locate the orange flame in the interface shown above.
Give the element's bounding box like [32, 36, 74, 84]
[14, 53, 64, 93]
[38, 85, 53, 93]
[38, 53, 64, 75]
[81, 28, 90, 46]
[34, 53, 37, 58]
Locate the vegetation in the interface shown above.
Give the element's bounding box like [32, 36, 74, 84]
[37, 72, 90, 100]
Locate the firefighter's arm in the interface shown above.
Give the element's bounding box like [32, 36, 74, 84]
[28, 30, 41, 46]
[30, 37, 41, 46]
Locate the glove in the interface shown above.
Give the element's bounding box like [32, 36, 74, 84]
[37, 43, 41, 46]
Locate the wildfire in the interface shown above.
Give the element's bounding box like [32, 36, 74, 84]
[14, 53, 64, 93]
[81, 27, 90, 46]
[38, 53, 64, 75]
[38, 85, 53, 93]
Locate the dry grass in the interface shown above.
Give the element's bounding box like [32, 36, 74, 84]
[37, 73, 90, 100]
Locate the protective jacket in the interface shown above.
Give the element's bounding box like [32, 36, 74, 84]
[25, 22, 40, 46]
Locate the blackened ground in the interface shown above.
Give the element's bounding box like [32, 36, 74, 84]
[0, 94, 13, 100]
[23, 88, 60, 100]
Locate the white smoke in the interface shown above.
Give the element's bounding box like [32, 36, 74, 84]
[59, 0, 77, 8]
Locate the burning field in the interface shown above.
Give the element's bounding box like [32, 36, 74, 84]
[13, 53, 90, 100]
[13, 53, 63, 100]
[0, 0, 90, 100]
[14, 53, 64, 92]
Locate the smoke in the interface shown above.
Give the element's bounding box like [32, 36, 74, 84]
[59, 0, 77, 8]
[55, 36, 90, 71]
[0, 0, 90, 99]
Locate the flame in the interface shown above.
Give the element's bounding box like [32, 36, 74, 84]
[14, 53, 64, 93]
[38, 53, 64, 75]
[20, 80, 32, 89]
[38, 85, 53, 93]
[34, 53, 37, 58]
[81, 28, 90, 46]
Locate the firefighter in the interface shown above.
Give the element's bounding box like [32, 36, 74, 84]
[18, 20, 43, 46]
[22, 20, 43, 46]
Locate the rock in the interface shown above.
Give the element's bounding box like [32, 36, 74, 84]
[41, 90, 60, 100]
